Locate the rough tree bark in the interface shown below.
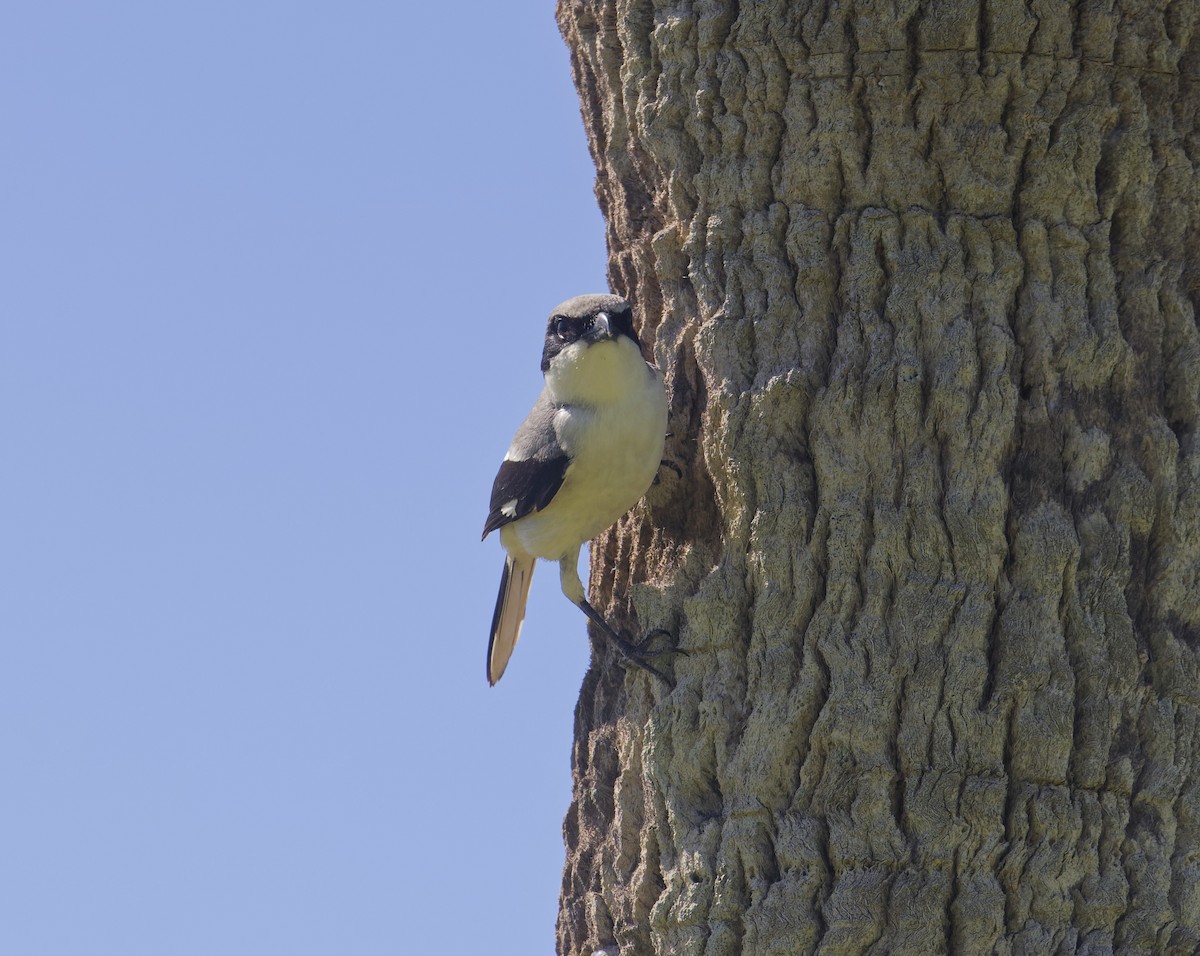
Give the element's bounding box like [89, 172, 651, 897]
[554, 1, 1199, 954]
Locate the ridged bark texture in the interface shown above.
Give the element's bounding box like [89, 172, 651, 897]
[556, 2, 1200, 954]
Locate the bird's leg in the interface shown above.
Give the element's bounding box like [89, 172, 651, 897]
[576, 598, 673, 685]
[560, 553, 677, 684]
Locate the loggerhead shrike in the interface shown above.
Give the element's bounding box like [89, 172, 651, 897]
[481, 294, 669, 685]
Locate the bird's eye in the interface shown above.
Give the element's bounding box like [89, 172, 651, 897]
[554, 318, 572, 337]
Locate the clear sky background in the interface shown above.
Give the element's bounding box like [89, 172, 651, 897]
[3, 4, 611, 953]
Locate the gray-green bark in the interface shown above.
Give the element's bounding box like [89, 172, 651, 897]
[556, 1, 1200, 954]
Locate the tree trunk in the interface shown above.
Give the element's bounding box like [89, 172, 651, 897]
[555, 1, 1199, 954]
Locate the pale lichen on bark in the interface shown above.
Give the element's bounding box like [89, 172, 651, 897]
[555, 1, 1200, 953]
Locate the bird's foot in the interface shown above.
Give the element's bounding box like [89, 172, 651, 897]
[616, 628, 687, 685]
[653, 459, 683, 485]
[631, 627, 686, 659]
[578, 601, 679, 687]
[609, 635, 673, 685]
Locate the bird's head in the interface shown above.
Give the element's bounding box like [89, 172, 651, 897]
[540, 294, 643, 375]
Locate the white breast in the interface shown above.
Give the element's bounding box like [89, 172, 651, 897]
[505, 336, 667, 561]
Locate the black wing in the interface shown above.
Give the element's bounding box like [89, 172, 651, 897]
[482, 395, 570, 539]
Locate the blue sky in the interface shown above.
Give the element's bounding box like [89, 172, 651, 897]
[3, 4, 611, 953]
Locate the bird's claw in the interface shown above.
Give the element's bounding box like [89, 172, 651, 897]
[612, 628, 684, 686]
[614, 651, 672, 685]
[653, 458, 683, 485]
[632, 627, 685, 659]
[578, 599, 680, 687]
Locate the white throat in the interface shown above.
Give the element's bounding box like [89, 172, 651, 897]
[544, 336, 651, 406]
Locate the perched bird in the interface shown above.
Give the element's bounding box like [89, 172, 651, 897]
[482, 294, 669, 685]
